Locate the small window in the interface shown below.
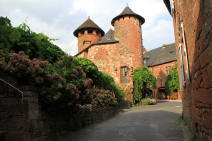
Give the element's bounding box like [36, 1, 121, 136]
[88, 29, 92, 34]
[121, 66, 128, 83]
[181, 22, 190, 81]
[178, 44, 186, 87]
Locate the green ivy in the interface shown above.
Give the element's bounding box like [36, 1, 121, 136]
[132, 66, 156, 104]
[165, 66, 180, 95]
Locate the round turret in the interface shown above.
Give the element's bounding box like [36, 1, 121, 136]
[73, 17, 105, 52]
[111, 6, 145, 68]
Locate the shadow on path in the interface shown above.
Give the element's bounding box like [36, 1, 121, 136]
[57, 102, 184, 141]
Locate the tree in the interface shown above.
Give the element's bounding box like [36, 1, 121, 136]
[0, 16, 65, 63]
[132, 66, 156, 104]
[165, 66, 180, 95]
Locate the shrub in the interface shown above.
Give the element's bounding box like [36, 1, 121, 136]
[0, 17, 124, 113]
[165, 66, 180, 95]
[90, 87, 117, 107]
[0, 16, 65, 63]
[72, 57, 99, 80]
[72, 57, 124, 103]
[135, 98, 156, 106]
[96, 71, 124, 103]
[133, 66, 156, 104]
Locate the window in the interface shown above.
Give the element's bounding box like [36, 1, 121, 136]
[170, 0, 175, 15]
[181, 22, 190, 81]
[83, 40, 91, 45]
[88, 29, 92, 34]
[121, 66, 128, 83]
[178, 44, 186, 87]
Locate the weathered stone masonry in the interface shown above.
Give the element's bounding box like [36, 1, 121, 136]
[164, 0, 212, 140]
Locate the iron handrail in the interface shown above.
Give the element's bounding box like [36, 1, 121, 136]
[0, 78, 24, 103]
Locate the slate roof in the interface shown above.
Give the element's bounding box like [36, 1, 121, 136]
[144, 43, 176, 67]
[73, 17, 105, 37]
[95, 29, 119, 45]
[111, 6, 145, 26]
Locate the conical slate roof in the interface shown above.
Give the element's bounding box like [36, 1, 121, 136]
[111, 6, 145, 26]
[73, 17, 105, 37]
[95, 29, 118, 45]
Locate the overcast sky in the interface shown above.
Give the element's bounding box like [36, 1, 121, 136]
[0, 0, 175, 56]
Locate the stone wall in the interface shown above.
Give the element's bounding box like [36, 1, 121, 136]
[87, 42, 134, 102]
[171, 0, 212, 140]
[0, 72, 120, 141]
[149, 61, 176, 88]
[149, 61, 179, 99]
[0, 73, 45, 141]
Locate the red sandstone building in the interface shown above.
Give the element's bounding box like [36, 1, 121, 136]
[74, 6, 145, 102]
[164, 0, 212, 140]
[144, 43, 179, 99]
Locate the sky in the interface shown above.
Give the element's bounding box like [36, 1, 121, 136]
[0, 0, 175, 56]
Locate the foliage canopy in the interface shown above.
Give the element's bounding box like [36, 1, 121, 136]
[0, 17, 65, 63]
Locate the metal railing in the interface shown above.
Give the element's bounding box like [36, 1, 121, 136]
[0, 78, 24, 103]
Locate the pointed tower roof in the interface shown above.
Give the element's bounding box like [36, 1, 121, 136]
[111, 6, 145, 26]
[73, 17, 105, 37]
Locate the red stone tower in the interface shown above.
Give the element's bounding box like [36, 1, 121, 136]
[111, 6, 145, 68]
[111, 6, 145, 101]
[74, 17, 105, 52]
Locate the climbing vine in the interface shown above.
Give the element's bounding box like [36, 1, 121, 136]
[165, 66, 180, 95]
[132, 66, 156, 104]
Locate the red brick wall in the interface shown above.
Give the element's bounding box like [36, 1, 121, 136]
[171, 0, 212, 139]
[78, 30, 102, 52]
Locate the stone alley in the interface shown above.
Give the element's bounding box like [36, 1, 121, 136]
[59, 101, 185, 141]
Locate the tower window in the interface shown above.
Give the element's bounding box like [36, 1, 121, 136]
[88, 29, 92, 34]
[121, 66, 128, 83]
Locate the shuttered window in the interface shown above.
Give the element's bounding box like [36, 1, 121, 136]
[181, 22, 190, 81]
[178, 44, 185, 87]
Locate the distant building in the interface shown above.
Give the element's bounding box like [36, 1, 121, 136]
[74, 6, 145, 102]
[144, 43, 180, 99]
